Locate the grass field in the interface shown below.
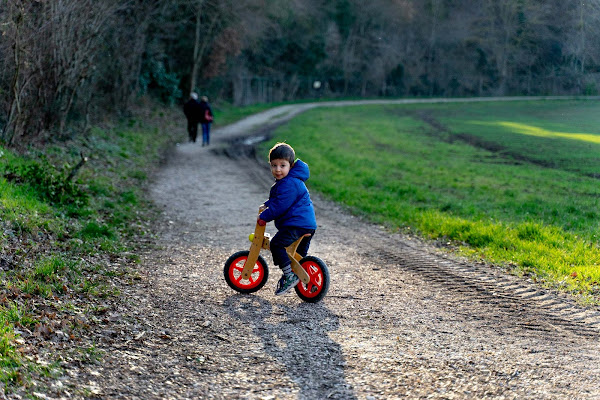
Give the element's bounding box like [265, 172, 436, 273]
[262, 99, 600, 302]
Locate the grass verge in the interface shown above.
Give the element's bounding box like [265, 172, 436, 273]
[0, 105, 183, 395]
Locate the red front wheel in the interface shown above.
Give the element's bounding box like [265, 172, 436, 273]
[294, 256, 330, 303]
[224, 251, 269, 294]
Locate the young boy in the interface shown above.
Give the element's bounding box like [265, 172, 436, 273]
[258, 143, 317, 295]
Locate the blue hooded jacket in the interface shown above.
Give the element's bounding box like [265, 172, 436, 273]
[259, 159, 317, 230]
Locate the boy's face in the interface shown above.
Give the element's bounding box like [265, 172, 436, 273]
[270, 158, 291, 180]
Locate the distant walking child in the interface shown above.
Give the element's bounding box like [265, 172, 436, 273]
[258, 143, 317, 295]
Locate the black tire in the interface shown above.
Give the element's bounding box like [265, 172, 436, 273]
[294, 256, 330, 303]
[224, 250, 269, 294]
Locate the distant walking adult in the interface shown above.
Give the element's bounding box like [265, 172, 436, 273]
[183, 92, 201, 143]
[199, 96, 214, 146]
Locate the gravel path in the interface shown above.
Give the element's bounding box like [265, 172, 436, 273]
[68, 101, 600, 399]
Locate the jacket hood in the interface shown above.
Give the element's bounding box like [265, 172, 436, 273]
[287, 159, 310, 182]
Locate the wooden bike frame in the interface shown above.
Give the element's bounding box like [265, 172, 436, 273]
[241, 214, 311, 284]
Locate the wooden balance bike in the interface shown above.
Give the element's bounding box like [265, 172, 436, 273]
[224, 209, 330, 303]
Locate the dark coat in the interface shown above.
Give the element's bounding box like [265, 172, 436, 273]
[259, 159, 317, 230]
[183, 99, 202, 123]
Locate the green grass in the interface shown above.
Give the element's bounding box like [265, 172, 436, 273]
[263, 100, 600, 300]
[211, 102, 275, 126]
[211, 98, 351, 126]
[0, 105, 180, 393]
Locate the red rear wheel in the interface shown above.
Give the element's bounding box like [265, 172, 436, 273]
[294, 256, 330, 303]
[224, 251, 269, 294]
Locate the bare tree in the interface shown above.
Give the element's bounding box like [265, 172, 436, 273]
[185, 0, 266, 97]
[1, 0, 35, 144]
[189, 0, 215, 94]
[0, 0, 124, 145]
[104, 0, 164, 110]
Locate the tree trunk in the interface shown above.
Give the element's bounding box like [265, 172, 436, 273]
[189, 1, 220, 96]
[190, 2, 204, 94]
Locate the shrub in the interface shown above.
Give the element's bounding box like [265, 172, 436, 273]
[2, 156, 88, 206]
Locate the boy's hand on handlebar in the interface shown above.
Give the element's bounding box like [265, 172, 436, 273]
[258, 204, 267, 225]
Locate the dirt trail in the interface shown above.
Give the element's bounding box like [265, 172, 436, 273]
[69, 101, 600, 399]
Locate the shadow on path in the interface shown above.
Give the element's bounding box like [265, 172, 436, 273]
[223, 294, 357, 400]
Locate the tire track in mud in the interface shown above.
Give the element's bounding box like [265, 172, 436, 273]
[363, 241, 600, 339]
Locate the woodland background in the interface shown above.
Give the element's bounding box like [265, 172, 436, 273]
[1, 0, 600, 146]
